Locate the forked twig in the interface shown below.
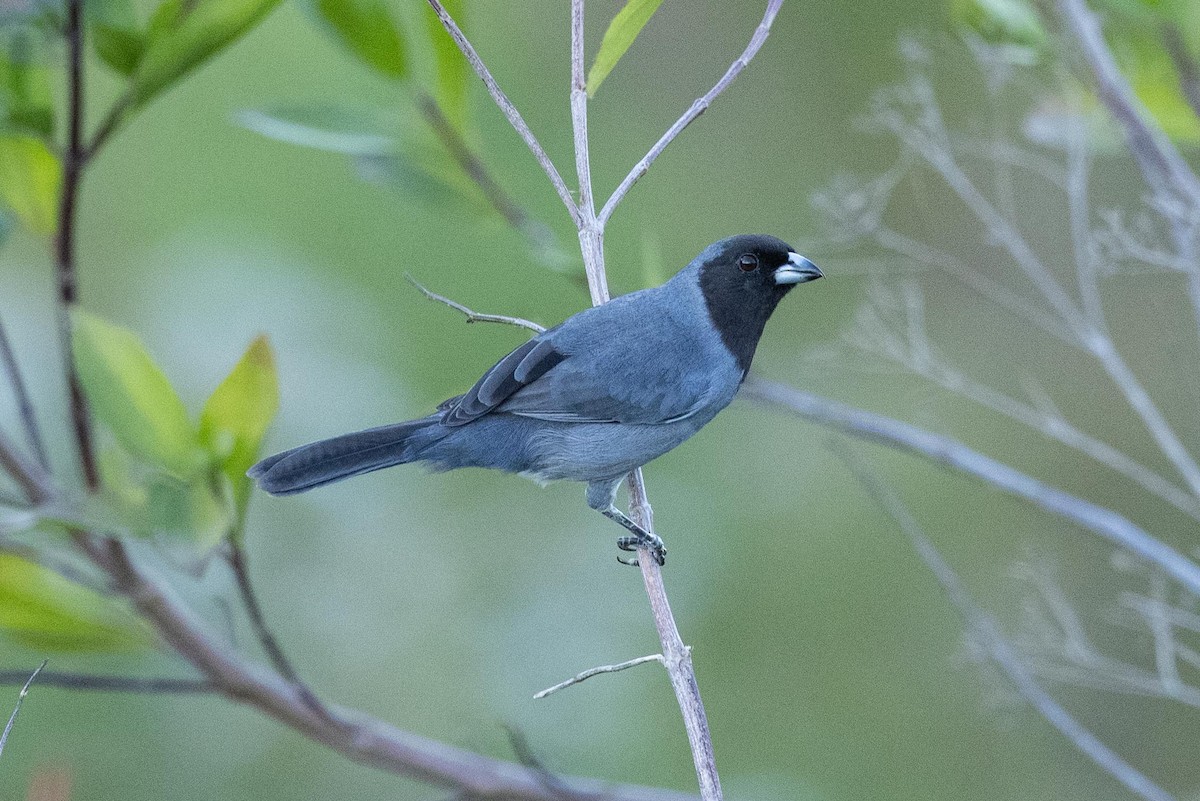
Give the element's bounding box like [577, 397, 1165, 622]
[840, 448, 1175, 801]
[406, 276, 545, 333]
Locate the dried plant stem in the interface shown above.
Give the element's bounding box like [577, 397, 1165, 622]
[743, 378, 1200, 595]
[843, 452, 1176, 801]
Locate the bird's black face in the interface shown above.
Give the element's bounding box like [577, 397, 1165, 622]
[697, 234, 822, 372]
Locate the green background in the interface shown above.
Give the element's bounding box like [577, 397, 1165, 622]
[2, 0, 1199, 799]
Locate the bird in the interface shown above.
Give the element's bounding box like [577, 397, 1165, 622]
[249, 234, 822, 566]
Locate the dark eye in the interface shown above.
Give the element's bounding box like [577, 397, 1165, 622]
[737, 253, 758, 272]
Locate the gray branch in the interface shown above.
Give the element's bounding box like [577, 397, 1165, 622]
[843, 453, 1175, 801]
[742, 378, 1200, 596]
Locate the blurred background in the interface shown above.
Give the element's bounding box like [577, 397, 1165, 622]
[2, 0, 1199, 799]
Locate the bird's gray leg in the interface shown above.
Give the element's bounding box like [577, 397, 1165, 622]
[586, 480, 666, 567]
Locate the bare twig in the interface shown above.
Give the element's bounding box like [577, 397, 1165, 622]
[568, 1, 724, 797]
[0, 670, 211, 693]
[0, 315, 47, 470]
[742, 378, 1200, 595]
[880, 68, 1200, 500]
[597, 0, 784, 226]
[534, 653, 665, 699]
[424, 0, 581, 226]
[406, 276, 545, 333]
[0, 660, 45, 759]
[842, 452, 1176, 801]
[226, 541, 333, 722]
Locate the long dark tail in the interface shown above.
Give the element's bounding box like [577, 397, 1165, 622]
[248, 417, 444, 496]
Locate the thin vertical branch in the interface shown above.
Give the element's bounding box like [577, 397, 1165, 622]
[843, 452, 1176, 801]
[570, 0, 608, 303]
[569, 3, 722, 798]
[597, 0, 784, 226]
[226, 541, 333, 722]
[0, 315, 47, 470]
[57, 0, 98, 491]
[425, 0, 581, 227]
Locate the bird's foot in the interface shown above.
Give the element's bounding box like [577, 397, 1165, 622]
[615, 531, 666, 567]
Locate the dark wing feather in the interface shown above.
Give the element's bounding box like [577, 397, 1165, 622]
[441, 336, 567, 427]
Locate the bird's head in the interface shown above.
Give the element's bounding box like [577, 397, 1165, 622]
[695, 234, 822, 371]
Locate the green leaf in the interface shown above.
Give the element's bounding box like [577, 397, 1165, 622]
[199, 335, 278, 516]
[0, 554, 150, 651]
[315, 0, 407, 78]
[94, 24, 146, 75]
[424, 0, 468, 129]
[129, 0, 283, 107]
[586, 0, 664, 97]
[0, 135, 59, 235]
[237, 104, 396, 155]
[0, 36, 56, 137]
[72, 310, 203, 475]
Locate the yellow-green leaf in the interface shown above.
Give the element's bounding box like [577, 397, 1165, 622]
[130, 0, 283, 107]
[586, 0, 664, 97]
[0, 554, 150, 651]
[0, 136, 60, 235]
[316, 0, 408, 79]
[424, 0, 468, 129]
[72, 310, 202, 475]
[199, 335, 279, 515]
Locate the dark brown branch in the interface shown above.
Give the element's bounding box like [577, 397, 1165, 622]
[226, 540, 333, 722]
[1161, 24, 1200, 121]
[417, 93, 528, 232]
[0, 314, 47, 470]
[56, 0, 98, 491]
[0, 670, 212, 693]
